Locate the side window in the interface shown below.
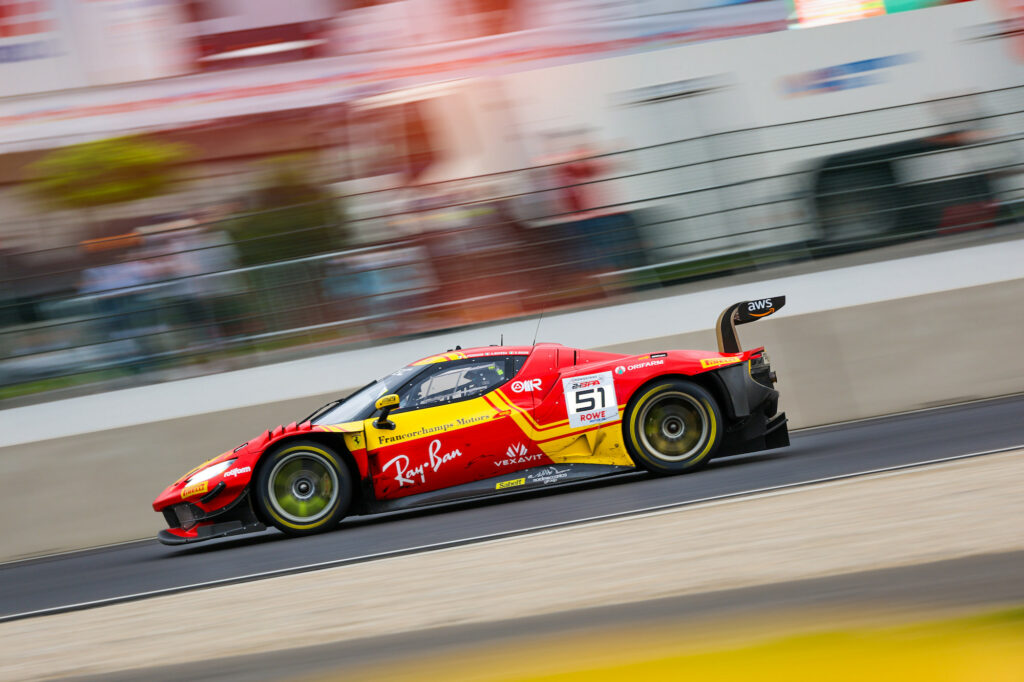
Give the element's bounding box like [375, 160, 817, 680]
[510, 354, 527, 376]
[399, 357, 511, 410]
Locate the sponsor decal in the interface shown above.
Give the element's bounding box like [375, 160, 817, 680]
[495, 442, 544, 467]
[563, 371, 619, 428]
[620, 359, 665, 373]
[181, 481, 209, 499]
[466, 350, 530, 357]
[510, 378, 543, 393]
[224, 466, 251, 478]
[780, 54, 914, 97]
[527, 466, 570, 485]
[377, 414, 490, 445]
[382, 439, 464, 487]
[496, 478, 525, 490]
[746, 298, 777, 318]
[700, 357, 743, 369]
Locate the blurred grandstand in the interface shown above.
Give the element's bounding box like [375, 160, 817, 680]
[0, 0, 1021, 398]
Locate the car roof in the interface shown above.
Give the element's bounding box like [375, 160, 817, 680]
[409, 344, 563, 366]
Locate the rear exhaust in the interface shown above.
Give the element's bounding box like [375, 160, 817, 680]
[716, 296, 786, 353]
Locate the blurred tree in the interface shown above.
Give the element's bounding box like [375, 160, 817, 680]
[29, 136, 191, 210]
[227, 155, 348, 267]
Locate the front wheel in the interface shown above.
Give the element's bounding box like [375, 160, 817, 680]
[254, 440, 352, 536]
[624, 379, 722, 474]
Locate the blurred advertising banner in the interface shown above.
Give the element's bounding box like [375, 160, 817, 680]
[328, 0, 787, 53]
[788, 0, 886, 27]
[0, 0, 81, 94]
[1, 0, 1016, 154]
[535, 0, 787, 28]
[68, 0, 193, 85]
[0, 0, 790, 149]
[787, 0, 973, 27]
[962, 0, 1024, 61]
[186, 0, 336, 68]
[0, 0, 193, 97]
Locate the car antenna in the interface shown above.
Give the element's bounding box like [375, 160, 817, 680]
[531, 310, 545, 346]
[500, 333, 503, 346]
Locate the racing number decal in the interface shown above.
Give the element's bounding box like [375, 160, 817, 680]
[563, 371, 618, 428]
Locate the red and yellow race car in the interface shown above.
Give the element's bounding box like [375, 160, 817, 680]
[154, 297, 789, 544]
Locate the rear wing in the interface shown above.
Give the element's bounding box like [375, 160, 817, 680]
[716, 296, 786, 353]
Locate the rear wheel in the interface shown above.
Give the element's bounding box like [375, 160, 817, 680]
[254, 441, 352, 536]
[624, 379, 722, 474]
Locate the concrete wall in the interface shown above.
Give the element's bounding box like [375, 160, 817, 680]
[601, 279, 1024, 427]
[2, 279, 1023, 561]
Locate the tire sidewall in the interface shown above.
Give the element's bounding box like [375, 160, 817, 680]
[254, 440, 353, 535]
[624, 379, 722, 474]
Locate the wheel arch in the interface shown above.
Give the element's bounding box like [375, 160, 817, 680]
[251, 432, 365, 521]
[620, 372, 725, 473]
[629, 372, 733, 423]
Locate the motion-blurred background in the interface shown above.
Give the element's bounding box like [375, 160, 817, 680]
[1, 0, 1020, 401]
[1, 3, 1024, 680]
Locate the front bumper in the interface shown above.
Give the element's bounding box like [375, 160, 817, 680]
[158, 518, 265, 545]
[157, 490, 265, 546]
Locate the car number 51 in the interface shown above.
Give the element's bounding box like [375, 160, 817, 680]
[562, 371, 619, 428]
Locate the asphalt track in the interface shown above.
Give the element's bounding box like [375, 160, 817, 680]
[76, 550, 1024, 682]
[2, 394, 1023, 622]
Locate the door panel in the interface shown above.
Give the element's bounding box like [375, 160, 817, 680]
[365, 393, 552, 499]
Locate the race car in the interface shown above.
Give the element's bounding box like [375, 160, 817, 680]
[154, 296, 789, 544]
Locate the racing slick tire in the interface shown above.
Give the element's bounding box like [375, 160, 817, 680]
[254, 440, 353, 536]
[624, 379, 723, 475]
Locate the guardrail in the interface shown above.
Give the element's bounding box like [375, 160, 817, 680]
[1, 86, 1021, 396]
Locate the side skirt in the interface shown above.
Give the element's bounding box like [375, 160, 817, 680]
[366, 463, 636, 514]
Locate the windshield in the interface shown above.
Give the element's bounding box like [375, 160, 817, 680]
[311, 365, 423, 425]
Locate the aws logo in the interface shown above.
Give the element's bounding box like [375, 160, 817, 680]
[747, 299, 775, 317]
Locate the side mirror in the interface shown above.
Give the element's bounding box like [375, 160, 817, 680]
[373, 394, 400, 430]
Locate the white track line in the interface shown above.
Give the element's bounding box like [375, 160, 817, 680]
[1, 443, 1019, 624]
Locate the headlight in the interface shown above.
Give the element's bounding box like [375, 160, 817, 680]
[185, 459, 236, 486]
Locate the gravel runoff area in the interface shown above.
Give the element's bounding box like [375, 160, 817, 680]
[2, 450, 1022, 681]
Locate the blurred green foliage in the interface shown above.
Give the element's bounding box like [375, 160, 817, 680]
[30, 136, 191, 209]
[227, 155, 348, 267]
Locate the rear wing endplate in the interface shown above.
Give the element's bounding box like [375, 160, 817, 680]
[716, 296, 786, 354]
